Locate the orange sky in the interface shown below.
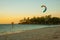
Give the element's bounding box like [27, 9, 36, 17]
[0, 12, 60, 24]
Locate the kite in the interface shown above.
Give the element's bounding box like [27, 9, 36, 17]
[41, 5, 47, 13]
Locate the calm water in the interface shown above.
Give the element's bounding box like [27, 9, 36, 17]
[0, 24, 60, 34]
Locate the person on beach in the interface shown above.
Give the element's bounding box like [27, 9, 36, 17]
[11, 22, 14, 31]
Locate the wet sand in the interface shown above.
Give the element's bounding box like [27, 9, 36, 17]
[0, 26, 60, 40]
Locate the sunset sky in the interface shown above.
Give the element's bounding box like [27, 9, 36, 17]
[0, 0, 60, 24]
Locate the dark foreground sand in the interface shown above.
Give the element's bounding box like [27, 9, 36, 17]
[0, 26, 60, 40]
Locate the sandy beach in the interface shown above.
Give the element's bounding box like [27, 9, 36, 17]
[0, 26, 60, 40]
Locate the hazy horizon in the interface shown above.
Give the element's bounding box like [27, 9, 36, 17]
[0, 0, 60, 24]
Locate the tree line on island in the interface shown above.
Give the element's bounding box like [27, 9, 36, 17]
[18, 15, 60, 24]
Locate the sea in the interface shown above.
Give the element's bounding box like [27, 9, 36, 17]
[0, 24, 60, 35]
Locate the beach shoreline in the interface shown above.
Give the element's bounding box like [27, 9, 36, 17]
[0, 26, 60, 40]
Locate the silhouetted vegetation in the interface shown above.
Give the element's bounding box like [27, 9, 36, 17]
[18, 15, 60, 24]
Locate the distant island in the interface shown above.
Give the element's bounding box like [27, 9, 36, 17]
[18, 15, 60, 25]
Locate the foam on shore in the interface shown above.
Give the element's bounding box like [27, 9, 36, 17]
[0, 30, 24, 36]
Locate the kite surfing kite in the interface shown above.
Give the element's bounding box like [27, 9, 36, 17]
[41, 5, 47, 13]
